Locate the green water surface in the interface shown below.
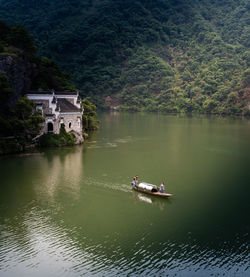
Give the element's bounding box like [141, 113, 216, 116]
[0, 113, 249, 276]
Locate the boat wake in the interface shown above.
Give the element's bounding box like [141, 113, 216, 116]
[83, 178, 131, 193]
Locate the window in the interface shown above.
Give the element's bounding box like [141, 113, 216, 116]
[36, 105, 43, 115]
[69, 122, 72, 129]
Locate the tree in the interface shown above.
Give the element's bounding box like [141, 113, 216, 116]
[81, 99, 99, 131]
[8, 25, 36, 54]
[13, 96, 44, 142]
[242, 69, 250, 88]
[202, 98, 218, 113]
[0, 73, 14, 114]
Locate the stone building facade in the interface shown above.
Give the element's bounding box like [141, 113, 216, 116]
[27, 90, 84, 143]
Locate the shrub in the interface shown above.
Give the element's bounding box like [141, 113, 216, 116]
[39, 124, 76, 147]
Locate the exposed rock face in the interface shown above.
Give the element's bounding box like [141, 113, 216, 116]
[0, 55, 34, 104]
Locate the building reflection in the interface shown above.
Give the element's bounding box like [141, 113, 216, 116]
[34, 146, 84, 201]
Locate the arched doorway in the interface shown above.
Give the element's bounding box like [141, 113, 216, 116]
[47, 122, 54, 132]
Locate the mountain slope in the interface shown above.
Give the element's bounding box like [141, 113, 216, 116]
[0, 19, 77, 153]
[0, 0, 249, 114]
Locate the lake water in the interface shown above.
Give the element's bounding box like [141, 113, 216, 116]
[0, 112, 250, 276]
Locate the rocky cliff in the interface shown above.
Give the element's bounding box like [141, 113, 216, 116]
[0, 54, 34, 104]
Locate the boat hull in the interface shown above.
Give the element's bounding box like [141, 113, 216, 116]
[132, 186, 173, 198]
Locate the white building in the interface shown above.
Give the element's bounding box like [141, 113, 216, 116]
[27, 90, 84, 143]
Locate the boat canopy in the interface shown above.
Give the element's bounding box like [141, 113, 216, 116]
[138, 182, 158, 192]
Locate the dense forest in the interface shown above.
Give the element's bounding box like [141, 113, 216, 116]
[0, 19, 99, 153]
[0, 0, 249, 114]
[0, 20, 80, 153]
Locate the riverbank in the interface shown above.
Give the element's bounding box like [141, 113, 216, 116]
[0, 129, 80, 156]
[0, 129, 90, 156]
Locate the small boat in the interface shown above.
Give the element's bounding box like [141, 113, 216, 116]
[131, 182, 173, 198]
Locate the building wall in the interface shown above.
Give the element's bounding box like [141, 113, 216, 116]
[58, 113, 83, 143]
[26, 94, 60, 117]
[26, 92, 83, 143]
[59, 113, 82, 134]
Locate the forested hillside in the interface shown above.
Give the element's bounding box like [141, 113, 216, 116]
[0, 19, 76, 153]
[0, 0, 249, 114]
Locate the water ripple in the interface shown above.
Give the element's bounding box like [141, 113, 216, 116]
[1, 206, 249, 276]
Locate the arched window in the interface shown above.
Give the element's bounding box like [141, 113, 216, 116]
[47, 122, 53, 132]
[69, 122, 72, 129]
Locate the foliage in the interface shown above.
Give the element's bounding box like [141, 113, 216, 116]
[0, 19, 75, 92]
[7, 24, 36, 54]
[0, 1, 249, 115]
[13, 96, 44, 139]
[39, 124, 76, 148]
[31, 57, 76, 91]
[0, 96, 44, 154]
[0, 20, 80, 153]
[81, 99, 99, 131]
[0, 72, 14, 114]
[0, 73, 43, 139]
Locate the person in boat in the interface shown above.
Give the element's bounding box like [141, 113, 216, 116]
[160, 182, 165, 193]
[135, 175, 138, 184]
[132, 177, 137, 187]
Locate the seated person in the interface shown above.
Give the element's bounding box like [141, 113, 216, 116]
[160, 182, 165, 193]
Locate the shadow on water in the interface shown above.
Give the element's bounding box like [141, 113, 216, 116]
[131, 190, 174, 209]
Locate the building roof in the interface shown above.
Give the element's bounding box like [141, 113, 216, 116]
[57, 98, 82, 113]
[28, 90, 78, 96]
[55, 91, 78, 95]
[29, 90, 53, 94]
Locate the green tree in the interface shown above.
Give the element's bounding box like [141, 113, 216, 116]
[13, 96, 44, 141]
[0, 72, 14, 113]
[81, 99, 99, 131]
[0, 0, 249, 115]
[202, 98, 218, 113]
[8, 25, 36, 54]
[242, 69, 250, 88]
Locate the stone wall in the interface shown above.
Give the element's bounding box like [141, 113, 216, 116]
[59, 113, 83, 143]
[60, 113, 82, 133]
